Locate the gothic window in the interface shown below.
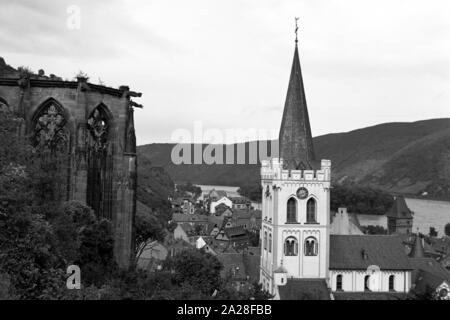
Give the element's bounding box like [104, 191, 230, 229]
[34, 101, 69, 152]
[284, 236, 298, 256]
[87, 104, 113, 220]
[287, 197, 297, 223]
[269, 233, 272, 253]
[336, 274, 343, 291]
[364, 275, 371, 291]
[389, 275, 395, 291]
[306, 198, 317, 223]
[304, 237, 318, 256]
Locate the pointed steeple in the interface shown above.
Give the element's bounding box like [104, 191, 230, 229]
[278, 38, 316, 170]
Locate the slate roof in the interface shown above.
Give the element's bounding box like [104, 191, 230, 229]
[172, 213, 208, 223]
[225, 226, 248, 238]
[333, 292, 407, 300]
[386, 196, 413, 219]
[409, 257, 450, 283]
[278, 43, 318, 170]
[330, 235, 413, 270]
[278, 279, 330, 300]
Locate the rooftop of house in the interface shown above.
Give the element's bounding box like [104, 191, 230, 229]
[209, 190, 228, 199]
[409, 257, 450, 283]
[172, 213, 208, 223]
[386, 195, 413, 219]
[278, 279, 330, 300]
[330, 235, 413, 270]
[224, 226, 248, 238]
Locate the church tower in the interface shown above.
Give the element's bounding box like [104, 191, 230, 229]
[259, 25, 331, 297]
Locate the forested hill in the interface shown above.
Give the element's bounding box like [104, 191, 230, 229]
[137, 118, 450, 200]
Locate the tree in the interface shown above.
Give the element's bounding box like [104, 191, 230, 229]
[445, 223, 450, 237]
[164, 249, 223, 296]
[330, 184, 394, 215]
[237, 183, 262, 202]
[429, 227, 438, 238]
[134, 212, 165, 265]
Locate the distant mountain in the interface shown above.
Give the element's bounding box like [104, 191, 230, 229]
[137, 118, 450, 200]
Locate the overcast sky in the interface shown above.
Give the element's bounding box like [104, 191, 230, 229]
[1, 0, 449, 144]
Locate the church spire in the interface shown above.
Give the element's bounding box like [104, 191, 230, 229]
[278, 20, 316, 170]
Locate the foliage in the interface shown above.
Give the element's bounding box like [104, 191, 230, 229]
[164, 249, 223, 296]
[237, 183, 262, 202]
[445, 223, 450, 237]
[429, 227, 438, 238]
[360, 225, 388, 235]
[176, 182, 202, 199]
[134, 212, 166, 265]
[330, 184, 394, 215]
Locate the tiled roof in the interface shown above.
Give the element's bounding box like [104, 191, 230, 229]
[278, 279, 330, 300]
[172, 213, 208, 223]
[330, 235, 413, 270]
[386, 196, 413, 219]
[225, 226, 247, 237]
[409, 257, 450, 283]
[278, 44, 318, 170]
[333, 292, 407, 300]
[229, 196, 250, 204]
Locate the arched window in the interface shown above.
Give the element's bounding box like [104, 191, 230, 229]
[33, 99, 69, 152]
[87, 104, 114, 220]
[336, 274, 343, 291]
[269, 233, 272, 253]
[264, 231, 267, 251]
[284, 237, 298, 256]
[389, 275, 395, 291]
[287, 198, 297, 223]
[364, 275, 370, 291]
[306, 198, 317, 223]
[304, 237, 318, 256]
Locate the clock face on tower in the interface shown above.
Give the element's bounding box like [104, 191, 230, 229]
[296, 187, 308, 199]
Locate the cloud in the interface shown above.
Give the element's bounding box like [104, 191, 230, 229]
[1, 0, 449, 143]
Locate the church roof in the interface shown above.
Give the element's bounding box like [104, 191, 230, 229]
[278, 43, 317, 170]
[409, 234, 425, 258]
[278, 279, 330, 300]
[330, 235, 413, 270]
[386, 196, 413, 219]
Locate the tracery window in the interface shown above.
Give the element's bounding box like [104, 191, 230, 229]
[304, 237, 318, 256]
[32, 100, 70, 201]
[284, 236, 298, 256]
[34, 102, 69, 152]
[87, 105, 113, 220]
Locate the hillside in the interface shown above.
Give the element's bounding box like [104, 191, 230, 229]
[137, 118, 450, 200]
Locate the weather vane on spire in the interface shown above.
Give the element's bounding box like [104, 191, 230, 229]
[295, 17, 299, 43]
